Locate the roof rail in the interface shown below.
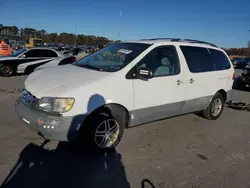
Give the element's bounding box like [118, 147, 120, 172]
[140, 38, 181, 41]
[139, 38, 217, 47]
[183, 39, 217, 47]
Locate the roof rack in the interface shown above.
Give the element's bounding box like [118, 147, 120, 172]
[140, 38, 181, 41]
[183, 39, 217, 47]
[139, 38, 217, 47]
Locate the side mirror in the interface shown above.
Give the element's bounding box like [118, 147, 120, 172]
[137, 67, 153, 79]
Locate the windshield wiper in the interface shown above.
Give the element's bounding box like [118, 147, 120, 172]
[80, 64, 102, 71]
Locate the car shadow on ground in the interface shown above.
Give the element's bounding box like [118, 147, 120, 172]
[1, 142, 130, 188]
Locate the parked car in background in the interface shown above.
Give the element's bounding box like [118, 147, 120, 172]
[239, 65, 250, 89]
[0, 47, 77, 76]
[234, 58, 250, 69]
[12, 41, 25, 51]
[15, 38, 234, 151]
[85, 46, 93, 53]
[232, 58, 241, 67]
[47, 44, 60, 51]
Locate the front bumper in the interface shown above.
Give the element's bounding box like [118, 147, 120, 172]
[15, 97, 87, 141]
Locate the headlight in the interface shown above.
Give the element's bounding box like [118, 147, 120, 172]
[243, 69, 248, 75]
[37, 97, 75, 113]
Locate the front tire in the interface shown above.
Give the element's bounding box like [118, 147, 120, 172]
[79, 106, 126, 151]
[203, 93, 224, 120]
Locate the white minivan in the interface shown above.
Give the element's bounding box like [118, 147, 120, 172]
[15, 38, 234, 150]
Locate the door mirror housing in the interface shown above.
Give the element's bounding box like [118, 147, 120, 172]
[137, 67, 153, 79]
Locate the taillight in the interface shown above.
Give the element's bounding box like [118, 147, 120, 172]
[232, 72, 238, 80]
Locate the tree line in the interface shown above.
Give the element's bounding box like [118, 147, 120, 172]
[223, 48, 250, 57]
[0, 24, 110, 45]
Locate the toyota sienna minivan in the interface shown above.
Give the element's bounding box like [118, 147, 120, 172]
[15, 38, 234, 150]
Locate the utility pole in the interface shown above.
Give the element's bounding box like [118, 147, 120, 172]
[248, 30, 250, 48]
[247, 29, 250, 48]
[74, 24, 77, 46]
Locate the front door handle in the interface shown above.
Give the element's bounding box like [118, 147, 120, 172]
[177, 80, 183, 85]
[189, 78, 195, 84]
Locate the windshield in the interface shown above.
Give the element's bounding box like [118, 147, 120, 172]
[10, 49, 27, 57]
[75, 43, 151, 72]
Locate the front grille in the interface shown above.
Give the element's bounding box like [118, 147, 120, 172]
[22, 89, 38, 106]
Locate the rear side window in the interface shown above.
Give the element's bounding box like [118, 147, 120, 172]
[180, 46, 231, 73]
[209, 49, 231, 70]
[180, 46, 211, 73]
[42, 50, 58, 57]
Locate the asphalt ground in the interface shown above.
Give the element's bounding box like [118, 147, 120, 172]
[0, 69, 250, 188]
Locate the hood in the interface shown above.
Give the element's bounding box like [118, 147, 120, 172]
[25, 64, 113, 98]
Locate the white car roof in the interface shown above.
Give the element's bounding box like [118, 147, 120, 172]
[25, 47, 65, 57]
[123, 38, 220, 50]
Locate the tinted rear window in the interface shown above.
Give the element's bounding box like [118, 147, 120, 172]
[180, 46, 231, 73]
[42, 50, 58, 57]
[209, 49, 231, 70]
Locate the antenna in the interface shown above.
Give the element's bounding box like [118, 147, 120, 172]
[118, 10, 122, 39]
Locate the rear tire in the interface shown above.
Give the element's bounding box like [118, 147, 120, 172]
[0, 64, 14, 77]
[79, 106, 126, 151]
[203, 93, 224, 120]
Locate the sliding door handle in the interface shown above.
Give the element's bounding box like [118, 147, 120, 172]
[189, 78, 195, 84]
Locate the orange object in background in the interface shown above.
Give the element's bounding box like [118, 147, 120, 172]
[0, 40, 13, 56]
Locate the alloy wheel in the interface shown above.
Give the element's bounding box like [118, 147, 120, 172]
[94, 119, 120, 148]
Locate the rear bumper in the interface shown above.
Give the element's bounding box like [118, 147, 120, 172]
[226, 90, 234, 102]
[15, 97, 87, 141]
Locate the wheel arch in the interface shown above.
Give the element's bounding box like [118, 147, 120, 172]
[216, 89, 227, 102]
[84, 103, 130, 128]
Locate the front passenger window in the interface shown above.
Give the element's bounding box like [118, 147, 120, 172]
[135, 45, 180, 77]
[24, 49, 43, 58]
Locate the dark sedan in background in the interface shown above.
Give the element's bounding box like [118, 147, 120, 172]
[0, 48, 77, 77]
[239, 65, 250, 89]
